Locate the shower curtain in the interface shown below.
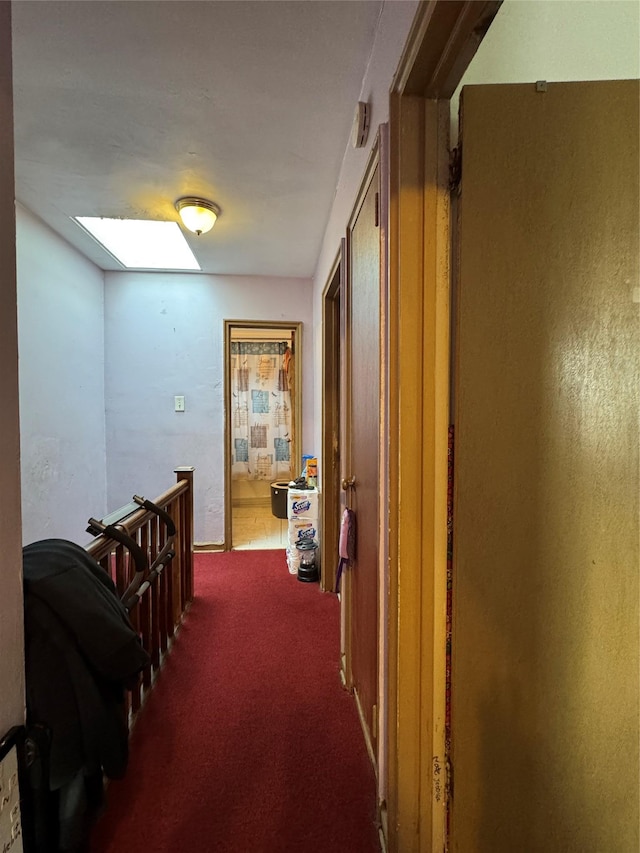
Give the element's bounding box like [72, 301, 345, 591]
[231, 340, 293, 483]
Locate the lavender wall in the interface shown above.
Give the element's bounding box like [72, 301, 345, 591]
[311, 0, 418, 464]
[104, 272, 313, 544]
[16, 205, 107, 545]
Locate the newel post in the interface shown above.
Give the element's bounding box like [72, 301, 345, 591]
[175, 466, 195, 604]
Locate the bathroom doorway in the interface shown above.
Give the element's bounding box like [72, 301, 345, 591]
[224, 320, 302, 550]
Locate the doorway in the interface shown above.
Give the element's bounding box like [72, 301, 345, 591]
[224, 320, 302, 550]
[321, 249, 343, 593]
[386, 2, 639, 850]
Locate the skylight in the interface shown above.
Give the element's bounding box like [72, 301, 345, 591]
[74, 217, 201, 270]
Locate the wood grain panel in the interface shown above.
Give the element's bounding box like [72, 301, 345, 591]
[451, 80, 639, 852]
[349, 165, 381, 752]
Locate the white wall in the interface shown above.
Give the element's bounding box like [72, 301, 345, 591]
[311, 0, 419, 473]
[16, 205, 107, 545]
[0, 2, 25, 733]
[451, 0, 640, 140]
[104, 272, 313, 544]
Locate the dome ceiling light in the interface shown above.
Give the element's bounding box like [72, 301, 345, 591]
[175, 197, 221, 236]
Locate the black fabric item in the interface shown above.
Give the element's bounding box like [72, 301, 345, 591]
[57, 769, 105, 853]
[23, 724, 57, 853]
[23, 539, 150, 789]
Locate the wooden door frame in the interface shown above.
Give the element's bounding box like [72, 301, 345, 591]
[386, 2, 502, 851]
[320, 249, 343, 593]
[223, 319, 303, 551]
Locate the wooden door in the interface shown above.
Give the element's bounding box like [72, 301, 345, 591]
[450, 81, 639, 851]
[344, 161, 380, 754]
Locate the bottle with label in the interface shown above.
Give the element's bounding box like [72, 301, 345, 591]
[301, 454, 313, 481]
[306, 457, 318, 489]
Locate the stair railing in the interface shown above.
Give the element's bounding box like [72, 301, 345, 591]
[85, 466, 195, 717]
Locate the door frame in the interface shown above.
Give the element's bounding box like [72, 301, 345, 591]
[320, 248, 343, 593]
[223, 319, 303, 551]
[386, 3, 502, 851]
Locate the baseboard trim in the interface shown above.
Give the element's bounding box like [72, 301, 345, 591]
[193, 542, 225, 552]
[352, 688, 384, 851]
[231, 497, 272, 509]
[378, 800, 388, 853]
[353, 687, 378, 779]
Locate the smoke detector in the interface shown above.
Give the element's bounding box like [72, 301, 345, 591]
[351, 101, 370, 149]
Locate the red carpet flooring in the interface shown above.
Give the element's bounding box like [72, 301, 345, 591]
[90, 550, 380, 852]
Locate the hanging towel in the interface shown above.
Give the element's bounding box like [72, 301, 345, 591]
[335, 508, 356, 593]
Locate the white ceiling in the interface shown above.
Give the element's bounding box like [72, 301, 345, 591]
[11, 0, 385, 277]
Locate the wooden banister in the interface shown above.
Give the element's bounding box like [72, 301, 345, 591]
[85, 468, 195, 721]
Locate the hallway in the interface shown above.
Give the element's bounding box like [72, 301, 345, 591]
[90, 550, 379, 852]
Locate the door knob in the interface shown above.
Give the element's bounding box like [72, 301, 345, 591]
[341, 476, 356, 490]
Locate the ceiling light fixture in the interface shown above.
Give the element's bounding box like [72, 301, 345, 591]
[175, 197, 220, 235]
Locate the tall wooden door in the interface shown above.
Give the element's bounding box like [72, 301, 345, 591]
[343, 161, 380, 754]
[450, 81, 639, 851]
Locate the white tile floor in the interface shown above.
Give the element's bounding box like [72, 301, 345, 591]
[231, 505, 288, 550]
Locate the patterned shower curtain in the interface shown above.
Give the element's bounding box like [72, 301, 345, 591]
[231, 340, 293, 482]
